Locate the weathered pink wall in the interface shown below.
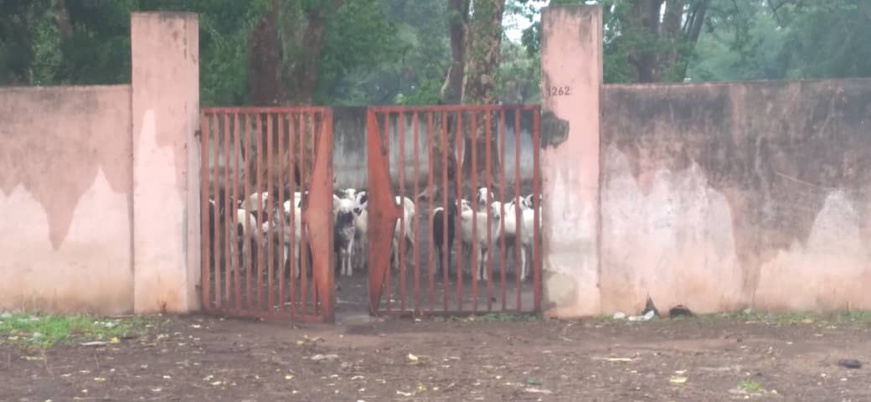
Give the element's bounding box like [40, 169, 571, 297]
[539, 5, 603, 318]
[0, 13, 201, 316]
[0, 86, 134, 314]
[600, 80, 871, 315]
[540, 4, 871, 318]
[131, 12, 201, 314]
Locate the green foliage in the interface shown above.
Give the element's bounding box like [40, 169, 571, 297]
[779, 1, 871, 79]
[1, 0, 869, 105]
[0, 312, 160, 349]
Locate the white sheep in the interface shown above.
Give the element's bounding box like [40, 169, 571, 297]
[391, 195, 416, 272]
[458, 200, 501, 281]
[233, 207, 259, 277]
[351, 190, 369, 273]
[333, 196, 357, 276]
[261, 191, 304, 279]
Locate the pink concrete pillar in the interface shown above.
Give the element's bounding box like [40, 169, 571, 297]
[539, 5, 603, 318]
[130, 12, 201, 313]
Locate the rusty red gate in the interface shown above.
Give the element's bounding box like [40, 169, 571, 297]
[200, 107, 334, 322]
[364, 105, 542, 317]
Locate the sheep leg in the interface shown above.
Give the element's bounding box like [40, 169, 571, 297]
[292, 241, 301, 279]
[519, 245, 528, 282]
[346, 236, 355, 276]
[481, 247, 490, 281]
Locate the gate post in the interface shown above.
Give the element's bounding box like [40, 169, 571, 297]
[539, 5, 603, 318]
[130, 12, 201, 313]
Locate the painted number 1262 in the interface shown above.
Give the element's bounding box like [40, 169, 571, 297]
[547, 86, 572, 97]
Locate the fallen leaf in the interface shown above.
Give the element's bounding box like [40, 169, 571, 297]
[285, 375, 294, 380]
[94, 378, 106, 382]
[396, 390, 414, 397]
[524, 388, 553, 394]
[80, 341, 107, 347]
[109, 337, 120, 344]
[669, 376, 688, 384]
[408, 353, 419, 363]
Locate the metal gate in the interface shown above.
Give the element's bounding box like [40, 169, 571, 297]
[364, 105, 542, 317]
[200, 107, 334, 322]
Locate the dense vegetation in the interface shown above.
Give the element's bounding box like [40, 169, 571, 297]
[1, 0, 867, 107]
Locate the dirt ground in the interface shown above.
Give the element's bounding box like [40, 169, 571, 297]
[2, 313, 871, 402]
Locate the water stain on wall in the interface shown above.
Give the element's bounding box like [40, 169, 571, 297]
[0, 86, 133, 249]
[601, 79, 871, 302]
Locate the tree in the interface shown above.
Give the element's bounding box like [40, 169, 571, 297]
[433, 0, 506, 193]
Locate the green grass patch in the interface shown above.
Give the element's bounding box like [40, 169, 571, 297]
[0, 312, 162, 349]
[737, 379, 763, 392]
[473, 313, 540, 322]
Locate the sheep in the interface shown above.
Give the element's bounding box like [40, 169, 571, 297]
[391, 195, 416, 272]
[431, 201, 458, 275]
[490, 199, 521, 272]
[523, 193, 541, 213]
[351, 190, 369, 272]
[257, 191, 305, 279]
[475, 186, 494, 212]
[514, 193, 542, 282]
[242, 191, 271, 223]
[333, 196, 357, 276]
[337, 187, 357, 201]
[233, 207, 259, 277]
[458, 200, 501, 281]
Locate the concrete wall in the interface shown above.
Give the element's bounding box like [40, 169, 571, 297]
[540, 4, 871, 318]
[0, 86, 133, 314]
[0, 13, 200, 315]
[539, 5, 603, 318]
[600, 80, 871, 315]
[332, 107, 538, 190]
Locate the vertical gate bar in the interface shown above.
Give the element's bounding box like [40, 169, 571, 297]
[455, 111, 464, 312]
[318, 109, 336, 322]
[277, 113, 286, 314]
[532, 107, 542, 311]
[383, 111, 392, 313]
[241, 114, 251, 311]
[300, 112, 308, 315]
[222, 113, 232, 308]
[426, 111, 435, 314]
[288, 112, 298, 316]
[365, 109, 401, 315]
[441, 111, 449, 313]
[398, 111, 406, 313]
[233, 112, 242, 311]
[470, 111, 478, 314]
[200, 112, 211, 310]
[498, 109, 507, 311]
[514, 108, 522, 312]
[266, 112, 275, 312]
[485, 109, 493, 312]
[412, 112, 421, 313]
[255, 114, 265, 313]
[210, 114, 222, 309]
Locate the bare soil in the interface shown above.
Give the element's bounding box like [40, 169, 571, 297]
[2, 313, 871, 401]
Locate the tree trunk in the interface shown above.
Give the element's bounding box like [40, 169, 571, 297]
[431, 0, 469, 198]
[243, 0, 343, 197]
[248, 0, 285, 106]
[460, 0, 505, 189]
[52, 0, 73, 38]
